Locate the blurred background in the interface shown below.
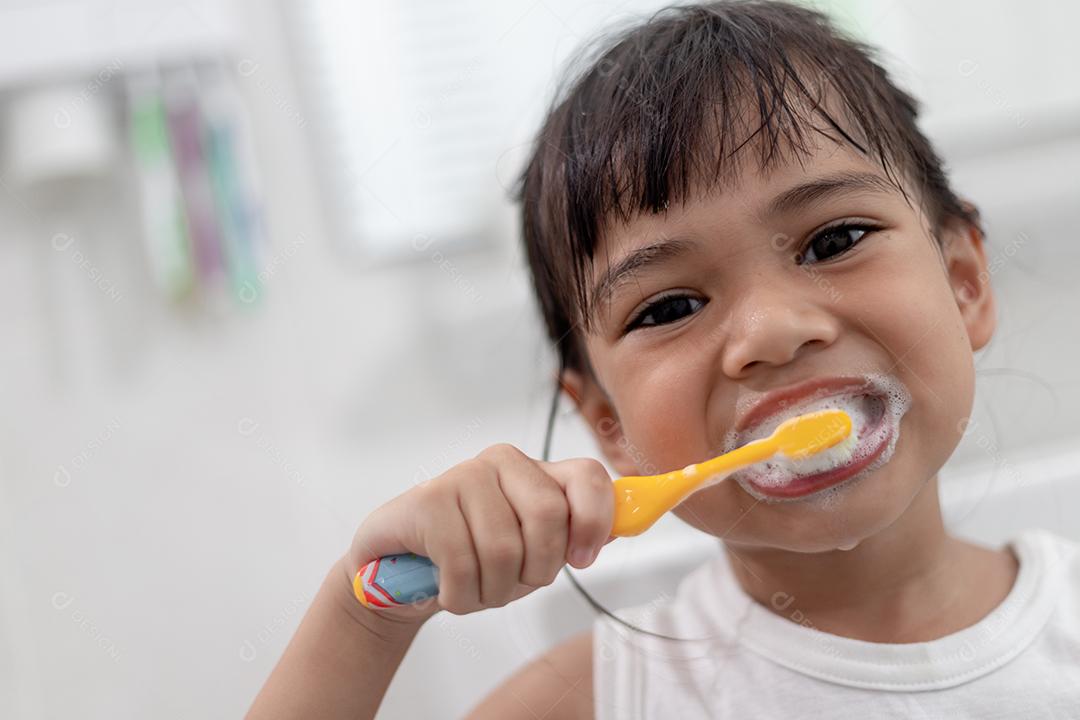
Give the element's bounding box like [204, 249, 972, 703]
[0, 0, 1077, 717]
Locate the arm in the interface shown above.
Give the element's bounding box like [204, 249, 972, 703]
[465, 630, 595, 720]
[248, 446, 613, 719]
[246, 555, 432, 720]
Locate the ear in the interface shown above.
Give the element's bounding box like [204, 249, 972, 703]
[559, 367, 641, 476]
[941, 209, 996, 352]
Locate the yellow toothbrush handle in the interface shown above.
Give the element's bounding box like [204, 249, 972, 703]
[610, 437, 777, 537]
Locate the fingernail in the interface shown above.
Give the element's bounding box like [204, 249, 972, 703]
[569, 547, 594, 568]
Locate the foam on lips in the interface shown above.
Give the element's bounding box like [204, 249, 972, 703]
[722, 373, 913, 489]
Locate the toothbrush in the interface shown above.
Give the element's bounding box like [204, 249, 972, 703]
[353, 408, 853, 609]
[611, 407, 854, 536]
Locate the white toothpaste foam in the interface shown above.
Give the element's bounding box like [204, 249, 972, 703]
[723, 373, 912, 492]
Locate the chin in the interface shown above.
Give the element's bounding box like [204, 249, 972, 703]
[678, 456, 931, 554]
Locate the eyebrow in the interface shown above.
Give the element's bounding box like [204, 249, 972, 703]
[764, 171, 899, 217]
[589, 237, 697, 318]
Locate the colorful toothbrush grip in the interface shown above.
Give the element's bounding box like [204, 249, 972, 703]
[353, 553, 439, 609]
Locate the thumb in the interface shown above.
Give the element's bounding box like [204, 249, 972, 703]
[349, 492, 429, 569]
[348, 497, 441, 618]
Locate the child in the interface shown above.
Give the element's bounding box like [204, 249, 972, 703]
[248, 2, 1080, 717]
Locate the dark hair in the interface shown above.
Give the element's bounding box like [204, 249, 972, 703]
[516, 0, 980, 375]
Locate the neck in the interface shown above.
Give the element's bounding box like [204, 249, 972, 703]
[725, 476, 1017, 643]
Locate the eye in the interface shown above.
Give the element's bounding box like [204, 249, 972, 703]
[798, 223, 877, 264]
[625, 294, 706, 333]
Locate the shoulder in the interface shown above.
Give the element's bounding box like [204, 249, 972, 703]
[1019, 528, 1080, 574]
[464, 629, 594, 720]
[1033, 529, 1080, 585]
[1009, 529, 1080, 620]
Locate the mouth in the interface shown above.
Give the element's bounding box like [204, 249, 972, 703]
[723, 375, 911, 501]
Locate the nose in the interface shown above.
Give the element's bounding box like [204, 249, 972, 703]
[720, 291, 840, 379]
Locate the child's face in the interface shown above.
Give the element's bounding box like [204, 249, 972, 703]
[569, 139, 996, 552]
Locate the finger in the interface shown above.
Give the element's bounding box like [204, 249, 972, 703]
[458, 467, 525, 607]
[541, 458, 614, 568]
[477, 444, 568, 588]
[416, 477, 482, 615]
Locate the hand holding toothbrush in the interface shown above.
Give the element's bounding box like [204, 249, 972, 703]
[351, 409, 852, 615]
[348, 445, 616, 618]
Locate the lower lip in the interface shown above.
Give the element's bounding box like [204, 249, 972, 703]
[743, 397, 893, 499]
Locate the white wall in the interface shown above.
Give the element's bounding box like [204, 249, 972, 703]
[1, 1, 1078, 718]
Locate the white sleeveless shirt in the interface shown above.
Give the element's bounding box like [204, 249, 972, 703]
[593, 529, 1080, 718]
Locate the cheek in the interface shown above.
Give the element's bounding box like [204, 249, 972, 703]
[892, 286, 976, 467]
[841, 239, 975, 467]
[607, 348, 715, 473]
